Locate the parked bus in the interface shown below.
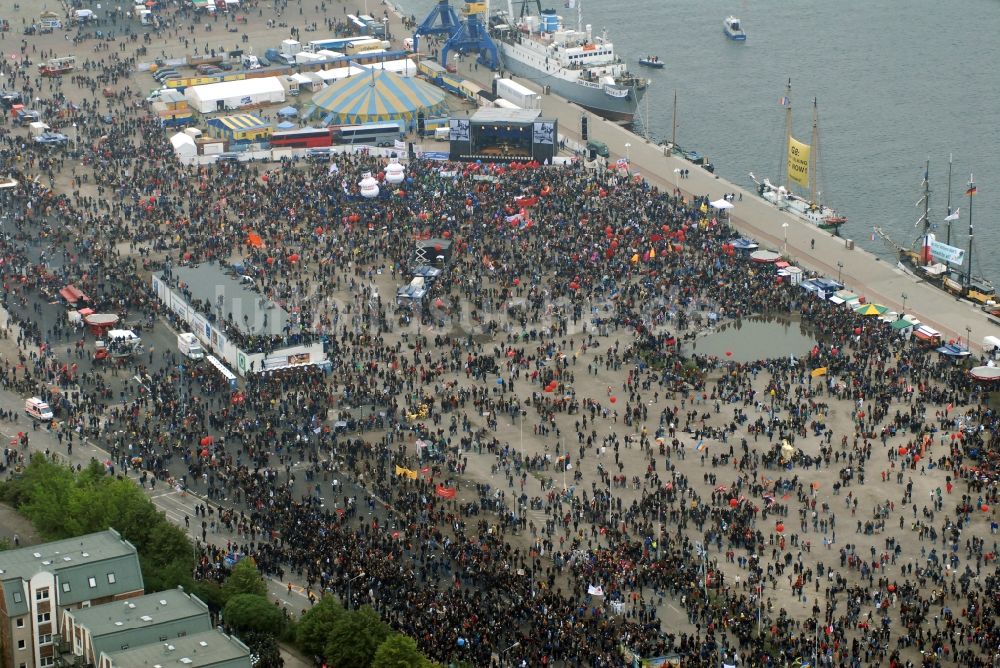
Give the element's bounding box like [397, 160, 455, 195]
[304, 37, 356, 53]
[270, 127, 334, 148]
[337, 122, 403, 147]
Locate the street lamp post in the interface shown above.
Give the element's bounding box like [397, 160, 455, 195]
[901, 292, 908, 316]
[966, 325, 972, 350]
[346, 571, 366, 610]
[782, 222, 789, 256]
[499, 641, 520, 667]
[837, 261, 844, 284]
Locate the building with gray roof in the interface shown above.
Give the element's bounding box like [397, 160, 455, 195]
[63, 588, 211, 666]
[98, 630, 252, 668]
[0, 529, 144, 668]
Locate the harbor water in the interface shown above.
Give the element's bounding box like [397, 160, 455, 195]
[391, 0, 1000, 284]
[684, 318, 819, 363]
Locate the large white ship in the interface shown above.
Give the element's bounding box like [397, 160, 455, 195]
[490, 2, 646, 122]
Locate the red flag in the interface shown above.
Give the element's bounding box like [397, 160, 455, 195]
[435, 485, 456, 499]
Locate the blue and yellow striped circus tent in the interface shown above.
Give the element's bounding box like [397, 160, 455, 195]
[310, 69, 448, 126]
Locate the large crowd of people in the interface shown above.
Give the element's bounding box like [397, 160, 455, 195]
[0, 3, 999, 668]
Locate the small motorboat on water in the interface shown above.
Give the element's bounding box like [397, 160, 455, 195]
[638, 56, 664, 69]
[724, 16, 747, 41]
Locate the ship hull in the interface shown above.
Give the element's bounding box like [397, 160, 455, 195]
[898, 250, 995, 303]
[757, 187, 846, 232]
[499, 47, 643, 122]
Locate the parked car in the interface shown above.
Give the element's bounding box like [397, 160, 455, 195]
[196, 64, 221, 75]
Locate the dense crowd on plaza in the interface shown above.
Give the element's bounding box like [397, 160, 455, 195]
[1, 7, 999, 668]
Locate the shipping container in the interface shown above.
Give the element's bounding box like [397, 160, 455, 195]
[495, 78, 540, 109]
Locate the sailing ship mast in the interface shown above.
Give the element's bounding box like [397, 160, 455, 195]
[945, 153, 953, 245]
[916, 158, 930, 238]
[809, 98, 820, 205]
[782, 78, 792, 190]
[966, 174, 975, 288]
[671, 89, 677, 148]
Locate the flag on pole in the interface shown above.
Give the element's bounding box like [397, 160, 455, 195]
[966, 184, 977, 196]
[696, 439, 707, 452]
[944, 208, 960, 222]
[779, 96, 790, 107]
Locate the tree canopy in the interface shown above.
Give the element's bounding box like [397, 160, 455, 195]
[324, 606, 391, 668]
[224, 594, 287, 634]
[296, 595, 345, 658]
[222, 557, 268, 601]
[372, 633, 429, 668]
[1, 456, 194, 590]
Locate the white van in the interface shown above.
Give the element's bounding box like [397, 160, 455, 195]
[25, 397, 54, 422]
[433, 127, 450, 141]
[177, 332, 205, 360]
[145, 88, 170, 102]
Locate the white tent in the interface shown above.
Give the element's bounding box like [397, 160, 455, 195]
[169, 132, 197, 159]
[710, 198, 734, 210]
[184, 77, 286, 113]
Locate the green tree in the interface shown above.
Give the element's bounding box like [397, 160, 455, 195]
[9, 456, 194, 592]
[140, 520, 195, 586]
[296, 595, 345, 658]
[222, 557, 268, 601]
[190, 580, 227, 615]
[324, 606, 391, 668]
[223, 594, 286, 634]
[372, 633, 428, 668]
[240, 630, 284, 668]
[14, 456, 77, 537]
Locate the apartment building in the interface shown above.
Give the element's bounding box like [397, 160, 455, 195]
[62, 589, 211, 666]
[0, 530, 144, 668]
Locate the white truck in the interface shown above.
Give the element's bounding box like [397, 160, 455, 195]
[177, 332, 205, 360]
[495, 78, 541, 110]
